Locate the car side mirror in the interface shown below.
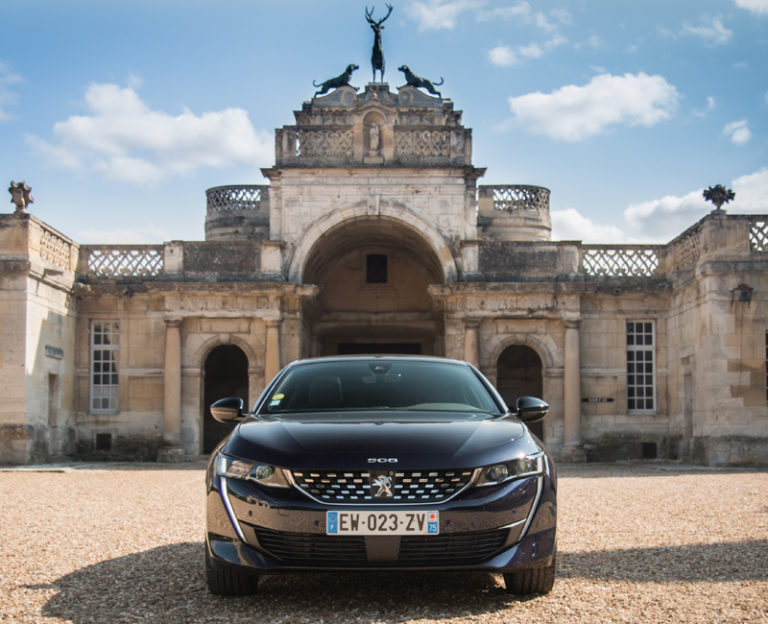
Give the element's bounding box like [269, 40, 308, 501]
[515, 395, 549, 424]
[210, 397, 246, 423]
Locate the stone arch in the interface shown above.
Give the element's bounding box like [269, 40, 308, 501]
[496, 344, 545, 439]
[483, 332, 560, 373]
[194, 333, 259, 372]
[287, 202, 458, 284]
[193, 334, 262, 454]
[202, 344, 248, 453]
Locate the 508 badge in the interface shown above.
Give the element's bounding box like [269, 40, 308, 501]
[367, 457, 398, 463]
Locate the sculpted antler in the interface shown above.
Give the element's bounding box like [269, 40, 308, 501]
[365, 4, 393, 26]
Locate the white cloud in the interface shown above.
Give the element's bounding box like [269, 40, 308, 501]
[693, 95, 716, 118]
[489, 45, 518, 66]
[681, 17, 733, 45]
[723, 119, 751, 145]
[734, 0, 768, 15]
[625, 190, 708, 241]
[507, 73, 679, 141]
[26, 82, 272, 185]
[518, 43, 544, 59]
[551, 208, 632, 243]
[413, 0, 569, 31]
[731, 168, 768, 211]
[477, 2, 530, 22]
[623, 168, 768, 241]
[577, 35, 602, 49]
[404, 0, 483, 30]
[489, 35, 565, 67]
[0, 60, 22, 122]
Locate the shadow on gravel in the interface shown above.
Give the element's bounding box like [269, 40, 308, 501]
[558, 539, 768, 583]
[29, 538, 768, 624]
[32, 542, 514, 624]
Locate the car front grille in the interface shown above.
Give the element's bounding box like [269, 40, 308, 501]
[255, 528, 368, 564]
[253, 527, 509, 567]
[289, 469, 476, 504]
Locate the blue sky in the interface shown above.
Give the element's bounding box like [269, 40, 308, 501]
[2, 0, 767, 244]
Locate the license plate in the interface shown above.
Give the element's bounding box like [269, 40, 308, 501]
[326, 510, 439, 535]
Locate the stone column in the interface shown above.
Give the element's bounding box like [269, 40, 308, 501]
[265, 319, 282, 385]
[463, 319, 480, 367]
[163, 319, 182, 445]
[563, 320, 585, 460]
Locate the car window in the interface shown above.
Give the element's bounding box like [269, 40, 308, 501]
[261, 360, 501, 416]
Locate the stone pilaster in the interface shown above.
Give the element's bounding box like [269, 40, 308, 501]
[563, 320, 585, 461]
[163, 319, 182, 446]
[463, 319, 480, 367]
[265, 319, 282, 385]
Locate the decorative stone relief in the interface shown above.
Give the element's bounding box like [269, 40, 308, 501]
[394, 129, 450, 160]
[297, 128, 354, 160]
[749, 219, 768, 251]
[40, 228, 72, 270]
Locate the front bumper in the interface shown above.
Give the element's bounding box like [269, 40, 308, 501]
[206, 468, 556, 574]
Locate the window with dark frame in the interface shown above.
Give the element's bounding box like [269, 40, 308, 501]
[626, 321, 656, 412]
[366, 254, 387, 283]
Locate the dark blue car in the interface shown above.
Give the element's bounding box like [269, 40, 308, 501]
[205, 356, 556, 595]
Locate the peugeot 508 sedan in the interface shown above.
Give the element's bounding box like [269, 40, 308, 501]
[205, 356, 556, 596]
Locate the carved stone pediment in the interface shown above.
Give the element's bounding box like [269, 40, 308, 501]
[274, 84, 470, 168]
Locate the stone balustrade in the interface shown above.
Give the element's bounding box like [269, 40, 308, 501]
[73, 213, 768, 282]
[581, 245, 661, 278]
[205, 185, 270, 241]
[749, 217, 768, 251]
[206, 185, 267, 213]
[478, 185, 550, 212]
[80, 245, 164, 278]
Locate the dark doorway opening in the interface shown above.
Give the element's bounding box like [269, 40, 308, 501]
[497, 345, 544, 440]
[203, 345, 248, 454]
[337, 342, 421, 355]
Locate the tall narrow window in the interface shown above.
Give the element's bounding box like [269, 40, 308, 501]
[366, 254, 387, 283]
[765, 332, 767, 402]
[626, 321, 655, 412]
[90, 320, 120, 412]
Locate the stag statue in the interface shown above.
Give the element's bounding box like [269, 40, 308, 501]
[365, 4, 393, 83]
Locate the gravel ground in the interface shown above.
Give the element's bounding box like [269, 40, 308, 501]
[1, 462, 766, 624]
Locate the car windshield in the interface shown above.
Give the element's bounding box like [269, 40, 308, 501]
[260, 360, 502, 417]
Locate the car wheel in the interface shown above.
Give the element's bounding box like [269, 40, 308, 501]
[205, 550, 259, 595]
[503, 553, 556, 595]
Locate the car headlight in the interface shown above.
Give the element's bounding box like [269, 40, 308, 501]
[216, 454, 290, 488]
[475, 452, 545, 487]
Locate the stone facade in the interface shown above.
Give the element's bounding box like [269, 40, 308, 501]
[1, 83, 767, 465]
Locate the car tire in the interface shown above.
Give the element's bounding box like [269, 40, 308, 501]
[205, 550, 259, 595]
[503, 553, 556, 595]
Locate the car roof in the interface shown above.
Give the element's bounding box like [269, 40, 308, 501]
[284, 355, 471, 368]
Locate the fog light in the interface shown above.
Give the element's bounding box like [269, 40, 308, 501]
[488, 463, 509, 482]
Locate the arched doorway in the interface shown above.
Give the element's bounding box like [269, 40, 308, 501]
[302, 217, 445, 356]
[497, 345, 544, 440]
[203, 345, 248, 453]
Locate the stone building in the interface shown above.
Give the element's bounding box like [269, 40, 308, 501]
[1, 82, 767, 465]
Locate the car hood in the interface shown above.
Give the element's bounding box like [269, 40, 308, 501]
[223, 413, 537, 470]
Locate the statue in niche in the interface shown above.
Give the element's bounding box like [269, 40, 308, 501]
[365, 4, 393, 82]
[313, 64, 359, 97]
[398, 65, 444, 97]
[369, 123, 381, 153]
